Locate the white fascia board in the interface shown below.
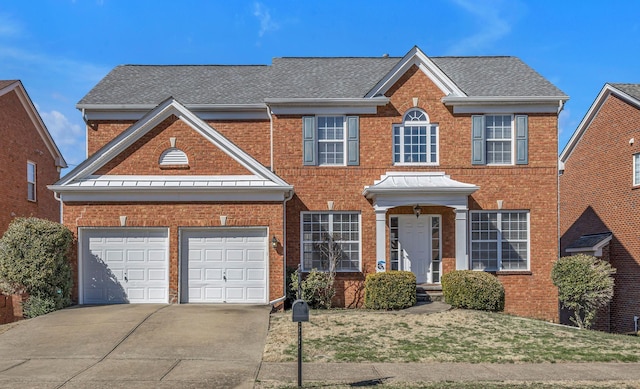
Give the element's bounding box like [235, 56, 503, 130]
[83, 110, 270, 121]
[53, 188, 291, 202]
[444, 96, 568, 114]
[4, 81, 68, 168]
[560, 84, 640, 163]
[265, 97, 389, 115]
[365, 46, 466, 98]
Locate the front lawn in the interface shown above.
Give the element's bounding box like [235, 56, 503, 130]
[263, 309, 640, 363]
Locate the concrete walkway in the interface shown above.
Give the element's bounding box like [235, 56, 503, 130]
[257, 362, 640, 386]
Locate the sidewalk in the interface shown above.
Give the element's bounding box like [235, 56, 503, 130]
[257, 362, 640, 385]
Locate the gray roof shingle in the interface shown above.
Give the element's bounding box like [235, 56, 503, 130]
[566, 232, 612, 250]
[611, 83, 640, 101]
[78, 54, 567, 106]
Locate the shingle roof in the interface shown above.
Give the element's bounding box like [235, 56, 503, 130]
[78, 54, 566, 106]
[566, 232, 612, 251]
[0, 80, 18, 90]
[611, 83, 640, 101]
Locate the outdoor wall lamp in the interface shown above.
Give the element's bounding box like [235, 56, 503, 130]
[413, 204, 422, 218]
[271, 236, 279, 248]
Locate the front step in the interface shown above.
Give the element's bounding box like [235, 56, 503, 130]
[416, 284, 444, 303]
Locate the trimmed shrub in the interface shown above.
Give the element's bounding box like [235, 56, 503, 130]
[364, 271, 416, 310]
[552, 253, 615, 329]
[290, 269, 335, 309]
[0, 217, 74, 318]
[442, 270, 505, 311]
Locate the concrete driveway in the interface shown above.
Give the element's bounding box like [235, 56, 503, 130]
[0, 304, 271, 388]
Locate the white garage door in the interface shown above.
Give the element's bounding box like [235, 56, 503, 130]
[81, 228, 169, 304]
[180, 228, 267, 303]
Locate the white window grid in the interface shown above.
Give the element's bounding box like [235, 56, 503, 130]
[301, 212, 360, 272]
[393, 109, 438, 165]
[317, 116, 346, 165]
[27, 161, 36, 201]
[486, 115, 514, 165]
[470, 211, 529, 271]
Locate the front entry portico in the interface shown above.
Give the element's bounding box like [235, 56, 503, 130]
[363, 172, 479, 275]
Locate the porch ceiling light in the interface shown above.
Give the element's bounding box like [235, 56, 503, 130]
[413, 204, 422, 218]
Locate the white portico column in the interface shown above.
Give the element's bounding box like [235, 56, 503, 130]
[455, 208, 469, 270]
[375, 207, 388, 272]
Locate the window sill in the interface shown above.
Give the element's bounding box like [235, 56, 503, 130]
[495, 270, 532, 276]
[160, 164, 190, 170]
[393, 163, 439, 166]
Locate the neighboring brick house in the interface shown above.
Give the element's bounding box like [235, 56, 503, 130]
[50, 47, 567, 321]
[0, 80, 67, 323]
[560, 83, 640, 333]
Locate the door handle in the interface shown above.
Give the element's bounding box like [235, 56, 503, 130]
[223, 272, 227, 282]
[124, 273, 128, 282]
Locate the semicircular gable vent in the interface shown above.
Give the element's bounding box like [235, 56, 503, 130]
[159, 148, 189, 166]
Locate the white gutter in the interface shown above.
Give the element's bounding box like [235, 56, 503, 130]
[442, 95, 569, 105]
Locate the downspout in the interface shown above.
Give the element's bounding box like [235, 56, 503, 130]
[269, 189, 294, 306]
[266, 104, 274, 172]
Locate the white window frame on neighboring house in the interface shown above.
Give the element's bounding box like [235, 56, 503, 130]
[633, 153, 640, 186]
[393, 109, 439, 165]
[300, 212, 361, 272]
[27, 161, 36, 202]
[470, 211, 530, 271]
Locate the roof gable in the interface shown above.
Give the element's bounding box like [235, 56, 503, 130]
[365, 46, 466, 98]
[0, 80, 67, 168]
[52, 97, 291, 201]
[560, 83, 640, 163]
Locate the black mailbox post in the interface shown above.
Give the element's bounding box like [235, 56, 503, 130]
[292, 299, 309, 322]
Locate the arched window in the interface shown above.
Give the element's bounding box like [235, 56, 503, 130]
[393, 109, 438, 164]
[159, 147, 189, 166]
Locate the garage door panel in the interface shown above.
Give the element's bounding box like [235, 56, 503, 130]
[82, 228, 169, 304]
[181, 228, 267, 303]
[247, 269, 265, 281]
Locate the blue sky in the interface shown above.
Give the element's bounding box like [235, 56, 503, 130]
[1, 0, 639, 172]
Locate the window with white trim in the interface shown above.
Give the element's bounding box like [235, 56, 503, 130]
[317, 116, 345, 165]
[301, 212, 360, 271]
[472, 114, 528, 165]
[302, 116, 359, 166]
[470, 211, 529, 270]
[27, 161, 36, 201]
[634, 154, 640, 186]
[393, 109, 438, 164]
[486, 115, 513, 164]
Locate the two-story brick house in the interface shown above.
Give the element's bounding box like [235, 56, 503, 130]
[560, 83, 640, 332]
[50, 47, 567, 321]
[0, 80, 67, 323]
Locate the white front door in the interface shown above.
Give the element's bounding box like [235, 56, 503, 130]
[180, 228, 268, 303]
[394, 215, 441, 284]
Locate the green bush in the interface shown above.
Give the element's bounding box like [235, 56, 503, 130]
[442, 270, 505, 311]
[552, 253, 615, 329]
[364, 271, 416, 310]
[22, 294, 58, 318]
[0, 217, 74, 317]
[290, 269, 335, 309]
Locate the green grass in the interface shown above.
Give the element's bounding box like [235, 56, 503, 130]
[256, 383, 640, 389]
[263, 309, 640, 364]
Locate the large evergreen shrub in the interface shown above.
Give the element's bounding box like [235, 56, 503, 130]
[0, 217, 74, 318]
[552, 253, 615, 329]
[442, 270, 505, 311]
[364, 271, 416, 310]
